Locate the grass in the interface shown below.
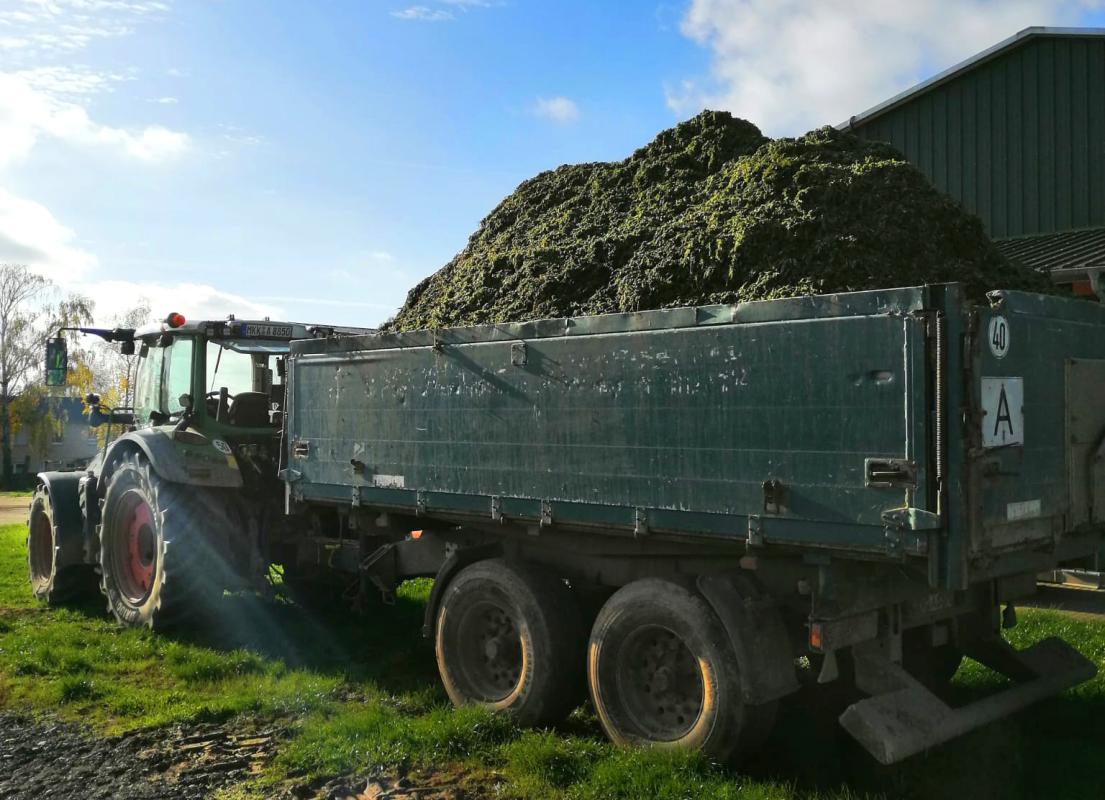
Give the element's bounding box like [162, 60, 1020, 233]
[1, 520, 1103, 800]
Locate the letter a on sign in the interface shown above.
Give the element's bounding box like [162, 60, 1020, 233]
[981, 377, 1024, 448]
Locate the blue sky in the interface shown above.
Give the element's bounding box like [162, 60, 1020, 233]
[2, 1, 1104, 327]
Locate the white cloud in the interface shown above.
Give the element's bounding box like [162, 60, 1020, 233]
[391, 6, 455, 22]
[672, 0, 1105, 136]
[148, 96, 178, 104]
[0, 71, 189, 166]
[0, 0, 168, 63]
[76, 280, 283, 327]
[532, 96, 580, 124]
[0, 188, 98, 283]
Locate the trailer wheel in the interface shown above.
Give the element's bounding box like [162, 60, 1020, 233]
[27, 485, 94, 605]
[99, 453, 225, 629]
[434, 559, 585, 727]
[588, 579, 775, 762]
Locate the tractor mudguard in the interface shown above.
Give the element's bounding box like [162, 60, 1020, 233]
[103, 428, 243, 488]
[35, 472, 87, 569]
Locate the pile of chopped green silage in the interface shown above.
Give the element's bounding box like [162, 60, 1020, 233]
[389, 111, 1050, 331]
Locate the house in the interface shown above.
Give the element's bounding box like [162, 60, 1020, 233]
[12, 396, 98, 474]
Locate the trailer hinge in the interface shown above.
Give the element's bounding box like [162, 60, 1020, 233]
[881, 507, 942, 531]
[415, 490, 427, 516]
[491, 495, 503, 522]
[510, 341, 527, 367]
[633, 507, 649, 538]
[351, 486, 362, 507]
[747, 514, 764, 547]
[540, 500, 553, 527]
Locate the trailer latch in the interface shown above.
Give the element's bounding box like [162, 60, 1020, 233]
[865, 458, 916, 488]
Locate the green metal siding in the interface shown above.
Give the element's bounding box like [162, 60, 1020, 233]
[850, 37, 1105, 239]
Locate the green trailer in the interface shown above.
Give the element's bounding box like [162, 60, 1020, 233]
[282, 283, 1104, 764]
[28, 284, 1105, 765]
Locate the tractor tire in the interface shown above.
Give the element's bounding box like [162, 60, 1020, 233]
[434, 559, 585, 727]
[98, 452, 230, 629]
[27, 485, 95, 605]
[587, 579, 776, 763]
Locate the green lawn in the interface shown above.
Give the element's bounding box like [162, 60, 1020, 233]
[0, 521, 1102, 799]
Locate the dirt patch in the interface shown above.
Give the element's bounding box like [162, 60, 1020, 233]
[0, 712, 281, 800]
[0, 496, 28, 526]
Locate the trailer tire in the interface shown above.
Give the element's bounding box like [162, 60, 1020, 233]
[434, 559, 585, 727]
[98, 453, 227, 629]
[588, 579, 775, 762]
[27, 486, 95, 605]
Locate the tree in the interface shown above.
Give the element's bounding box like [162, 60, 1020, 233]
[0, 264, 92, 485]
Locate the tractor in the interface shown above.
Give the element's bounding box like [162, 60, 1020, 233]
[30, 313, 363, 628]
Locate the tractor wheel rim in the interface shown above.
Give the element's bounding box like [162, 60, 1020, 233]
[114, 490, 157, 603]
[29, 509, 54, 584]
[614, 624, 704, 741]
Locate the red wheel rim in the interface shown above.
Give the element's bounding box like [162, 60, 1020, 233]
[29, 508, 54, 585]
[113, 490, 157, 603]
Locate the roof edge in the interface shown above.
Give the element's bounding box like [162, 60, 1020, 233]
[838, 26, 1105, 131]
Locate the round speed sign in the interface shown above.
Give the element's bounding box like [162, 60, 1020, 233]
[988, 315, 1010, 359]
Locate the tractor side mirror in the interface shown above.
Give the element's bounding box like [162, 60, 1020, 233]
[120, 340, 136, 356]
[45, 337, 68, 386]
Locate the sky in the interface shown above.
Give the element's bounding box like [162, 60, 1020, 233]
[2, 0, 1105, 328]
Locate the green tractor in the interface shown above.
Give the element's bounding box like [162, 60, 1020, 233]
[31, 313, 360, 628]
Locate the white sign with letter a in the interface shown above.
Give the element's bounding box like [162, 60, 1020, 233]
[981, 377, 1024, 448]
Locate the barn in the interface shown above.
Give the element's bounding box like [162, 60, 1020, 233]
[841, 27, 1105, 298]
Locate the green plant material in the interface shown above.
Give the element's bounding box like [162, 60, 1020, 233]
[390, 112, 1049, 331]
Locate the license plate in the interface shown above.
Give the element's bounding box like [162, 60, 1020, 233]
[245, 323, 293, 338]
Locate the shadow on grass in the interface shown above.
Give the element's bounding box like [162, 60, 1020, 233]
[53, 583, 1105, 800]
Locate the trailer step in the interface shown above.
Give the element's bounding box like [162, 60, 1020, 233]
[839, 637, 1097, 765]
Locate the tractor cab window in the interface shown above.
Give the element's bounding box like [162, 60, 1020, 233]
[132, 336, 195, 425]
[164, 337, 194, 416]
[206, 341, 279, 427]
[132, 343, 164, 426]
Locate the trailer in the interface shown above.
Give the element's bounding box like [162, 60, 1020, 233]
[30, 284, 1105, 765]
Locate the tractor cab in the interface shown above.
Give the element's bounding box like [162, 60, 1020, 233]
[130, 314, 310, 432]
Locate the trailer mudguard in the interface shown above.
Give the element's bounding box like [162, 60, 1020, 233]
[422, 543, 503, 638]
[697, 573, 801, 705]
[102, 429, 243, 488]
[35, 471, 86, 569]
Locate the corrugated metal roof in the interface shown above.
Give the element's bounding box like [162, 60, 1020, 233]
[839, 27, 1105, 130]
[996, 227, 1105, 277]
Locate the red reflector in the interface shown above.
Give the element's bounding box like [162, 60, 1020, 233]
[410, 530, 422, 540]
[166, 312, 186, 328]
[809, 622, 823, 651]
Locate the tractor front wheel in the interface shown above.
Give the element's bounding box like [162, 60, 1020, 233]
[27, 485, 94, 605]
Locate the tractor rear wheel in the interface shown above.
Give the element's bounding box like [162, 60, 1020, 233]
[98, 453, 228, 629]
[27, 485, 94, 605]
[587, 579, 776, 762]
[434, 559, 585, 727]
